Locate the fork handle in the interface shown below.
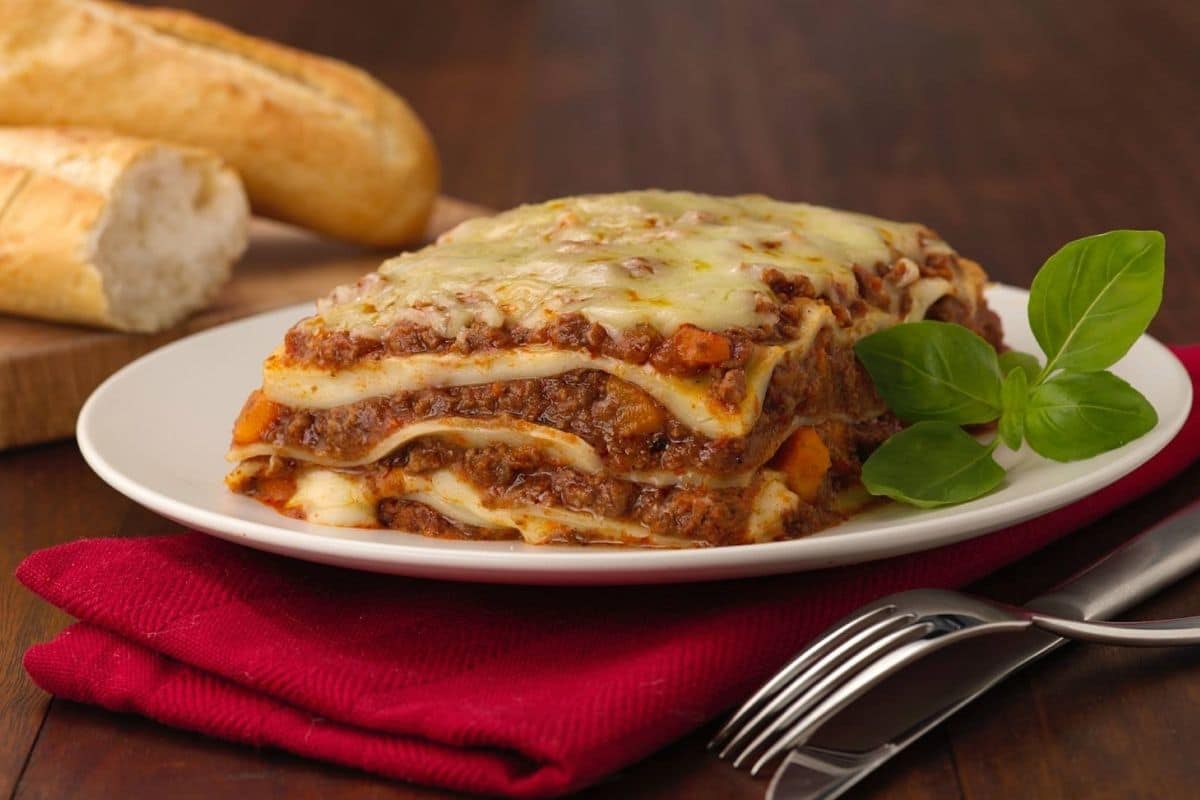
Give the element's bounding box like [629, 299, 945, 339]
[1029, 613, 1200, 646]
[1029, 497, 1200, 622]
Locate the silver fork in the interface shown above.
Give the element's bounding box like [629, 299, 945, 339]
[710, 587, 1200, 776]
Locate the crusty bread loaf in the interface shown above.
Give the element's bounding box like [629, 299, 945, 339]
[0, 127, 249, 332]
[0, 0, 439, 247]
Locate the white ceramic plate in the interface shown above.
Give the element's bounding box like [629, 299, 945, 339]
[77, 285, 1191, 585]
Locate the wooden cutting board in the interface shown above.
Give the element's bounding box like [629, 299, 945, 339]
[0, 196, 491, 450]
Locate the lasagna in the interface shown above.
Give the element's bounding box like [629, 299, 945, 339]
[227, 191, 1002, 547]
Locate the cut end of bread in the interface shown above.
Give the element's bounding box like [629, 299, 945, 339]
[94, 147, 248, 332]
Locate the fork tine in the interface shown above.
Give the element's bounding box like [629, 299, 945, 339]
[748, 630, 943, 775]
[732, 621, 936, 772]
[715, 610, 918, 759]
[708, 603, 899, 751]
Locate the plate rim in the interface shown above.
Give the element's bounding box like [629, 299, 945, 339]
[76, 284, 1193, 584]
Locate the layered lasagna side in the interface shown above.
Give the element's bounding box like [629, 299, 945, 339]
[226, 191, 1002, 547]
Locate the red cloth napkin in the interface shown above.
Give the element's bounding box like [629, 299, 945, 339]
[19, 345, 1200, 798]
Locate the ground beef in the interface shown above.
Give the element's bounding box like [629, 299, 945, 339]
[853, 265, 893, 311]
[926, 294, 1004, 350]
[376, 498, 519, 541]
[499, 469, 637, 521]
[711, 368, 748, 406]
[629, 485, 753, 546]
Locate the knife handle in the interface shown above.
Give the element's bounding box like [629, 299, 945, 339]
[1029, 497, 1200, 621]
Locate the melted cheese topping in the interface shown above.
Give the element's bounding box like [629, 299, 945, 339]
[307, 190, 956, 340]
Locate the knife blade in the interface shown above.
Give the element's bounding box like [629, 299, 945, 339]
[767, 497, 1200, 800]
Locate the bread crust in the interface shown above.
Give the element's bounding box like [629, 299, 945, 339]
[0, 161, 108, 329]
[0, 127, 248, 332]
[0, 0, 440, 246]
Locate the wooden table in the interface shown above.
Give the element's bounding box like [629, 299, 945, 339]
[4, 1, 1199, 797]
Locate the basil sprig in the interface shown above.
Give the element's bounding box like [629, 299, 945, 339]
[853, 230, 1165, 508]
[860, 421, 1005, 508]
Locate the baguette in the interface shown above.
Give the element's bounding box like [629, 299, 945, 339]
[0, 127, 249, 332]
[0, 0, 439, 247]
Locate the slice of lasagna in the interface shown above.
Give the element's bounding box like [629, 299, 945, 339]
[227, 191, 1002, 547]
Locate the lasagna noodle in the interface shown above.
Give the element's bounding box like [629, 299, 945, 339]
[227, 191, 1001, 546]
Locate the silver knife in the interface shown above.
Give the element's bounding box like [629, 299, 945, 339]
[767, 497, 1200, 799]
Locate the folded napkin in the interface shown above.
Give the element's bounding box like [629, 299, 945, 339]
[19, 345, 1200, 798]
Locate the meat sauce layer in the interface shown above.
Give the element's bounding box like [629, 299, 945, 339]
[255, 327, 878, 475]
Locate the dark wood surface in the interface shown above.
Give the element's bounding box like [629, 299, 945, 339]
[4, 1, 1200, 798]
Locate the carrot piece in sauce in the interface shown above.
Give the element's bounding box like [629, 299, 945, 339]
[668, 325, 732, 368]
[232, 390, 282, 445]
[772, 427, 831, 502]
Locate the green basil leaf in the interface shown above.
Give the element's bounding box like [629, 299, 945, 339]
[999, 368, 1028, 450]
[998, 350, 1042, 383]
[1028, 230, 1165, 375]
[854, 321, 1003, 425]
[861, 421, 1005, 508]
[1024, 371, 1158, 461]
